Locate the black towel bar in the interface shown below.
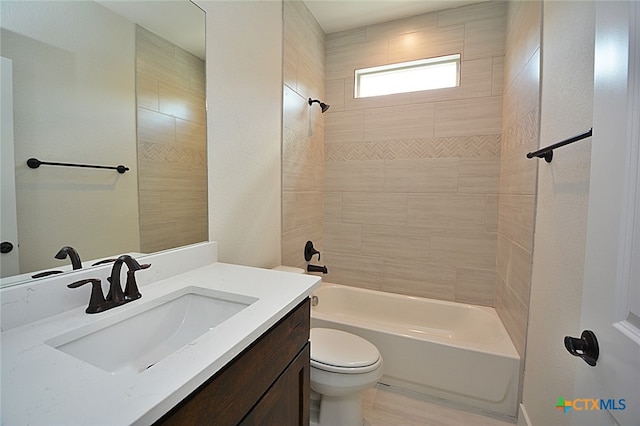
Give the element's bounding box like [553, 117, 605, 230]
[27, 158, 129, 174]
[526, 128, 593, 163]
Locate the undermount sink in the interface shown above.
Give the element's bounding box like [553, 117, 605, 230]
[45, 286, 257, 375]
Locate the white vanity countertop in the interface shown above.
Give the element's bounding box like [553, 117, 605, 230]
[1, 262, 321, 425]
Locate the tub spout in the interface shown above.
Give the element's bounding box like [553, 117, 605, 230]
[307, 264, 328, 274]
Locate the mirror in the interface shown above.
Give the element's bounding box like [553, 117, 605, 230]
[0, 0, 207, 286]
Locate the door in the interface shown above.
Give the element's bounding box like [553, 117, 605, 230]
[0, 56, 20, 278]
[572, 2, 640, 425]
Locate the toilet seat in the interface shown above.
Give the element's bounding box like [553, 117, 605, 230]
[310, 328, 381, 374]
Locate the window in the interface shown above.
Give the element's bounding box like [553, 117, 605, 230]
[354, 54, 461, 98]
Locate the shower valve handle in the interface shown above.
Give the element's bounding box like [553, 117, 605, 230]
[304, 240, 321, 261]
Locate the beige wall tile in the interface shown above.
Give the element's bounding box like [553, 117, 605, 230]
[383, 259, 456, 301]
[326, 27, 367, 50]
[455, 267, 496, 306]
[136, 74, 159, 111]
[361, 224, 431, 259]
[158, 82, 206, 124]
[388, 25, 464, 64]
[464, 16, 506, 60]
[283, 157, 324, 192]
[504, 0, 541, 91]
[516, 49, 541, 122]
[325, 109, 364, 143]
[486, 194, 499, 232]
[498, 194, 536, 253]
[430, 229, 497, 270]
[434, 96, 503, 137]
[137, 107, 175, 145]
[323, 192, 343, 222]
[176, 118, 206, 150]
[321, 2, 511, 308]
[499, 150, 538, 195]
[325, 160, 384, 192]
[283, 37, 298, 91]
[495, 276, 528, 356]
[282, 0, 325, 269]
[326, 39, 389, 80]
[492, 56, 505, 96]
[496, 232, 510, 282]
[459, 157, 500, 193]
[366, 12, 437, 41]
[297, 52, 325, 101]
[284, 86, 310, 134]
[322, 252, 384, 289]
[496, 0, 540, 358]
[364, 103, 435, 141]
[282, 191, 323, 233]
[407, 194, 488, 230]
[506, 241, 533, 307]
[326, 79, 345, 112]
[136, 26, 207, 252]
[324, 222, 362, 253]
[437, 1, 507, 27]
[342, 192, 408, 225]
[384, 158, 459, 193]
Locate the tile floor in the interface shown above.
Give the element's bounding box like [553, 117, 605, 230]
[362, 384, 516, 426]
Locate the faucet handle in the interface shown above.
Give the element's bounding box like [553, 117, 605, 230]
[304, 241, 321, 261]
[124, 263, 150, 301]
[68, 278, 108, 314]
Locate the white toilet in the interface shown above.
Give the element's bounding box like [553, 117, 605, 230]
[272, 265, 383, 425]
[310, 328, 383, 426]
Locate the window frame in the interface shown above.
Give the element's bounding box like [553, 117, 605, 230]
[354, 54, 461, 99]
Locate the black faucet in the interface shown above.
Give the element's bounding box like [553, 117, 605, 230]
[68, 255, 150, 314]
[55, 246, 82, 270]
[307, 264, 328, 274]
[107, 255, 150, 302]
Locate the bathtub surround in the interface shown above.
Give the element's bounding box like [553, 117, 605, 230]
[495, 1, 542, 358]
[136, 26, 207, 254]
[323, 1, 506, 306]
[282, 0, 326, 270]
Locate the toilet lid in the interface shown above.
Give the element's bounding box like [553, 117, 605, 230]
[310, 328, 381, 373]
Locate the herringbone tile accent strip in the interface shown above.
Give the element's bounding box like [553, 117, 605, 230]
[325, 134, 501, 161]
[284, 127, 324, 161]
[138, 141, 207, 166]
[501, 107, 539, 155]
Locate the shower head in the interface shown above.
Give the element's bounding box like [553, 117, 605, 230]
[308, 98, 330, 113]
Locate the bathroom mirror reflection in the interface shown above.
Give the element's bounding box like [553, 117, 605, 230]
[0, 0, 207, 286]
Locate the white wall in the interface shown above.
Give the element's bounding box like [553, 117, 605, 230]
[521, 2, 595, 425]
[198, 1, 283, 268]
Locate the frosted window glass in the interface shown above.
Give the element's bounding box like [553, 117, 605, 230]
[355, 54, 460, 98]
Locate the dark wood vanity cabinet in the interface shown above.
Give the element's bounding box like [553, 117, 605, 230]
[155, 298, 310, 426]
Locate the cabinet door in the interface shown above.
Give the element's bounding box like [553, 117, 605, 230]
[155, 298, 310, 426]
[239, 343, 310, 426]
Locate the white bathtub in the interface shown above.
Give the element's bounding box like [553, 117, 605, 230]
[310, 283, 520, 418]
